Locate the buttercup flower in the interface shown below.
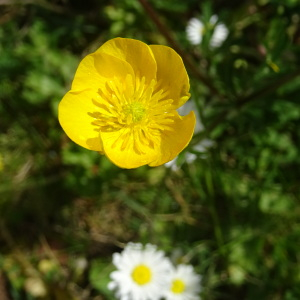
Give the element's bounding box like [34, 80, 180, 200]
[164, 264, 202, 300]
[186, 16, 228, 48]
[59, 38, 196, 169]
[108, 243, 172, 300]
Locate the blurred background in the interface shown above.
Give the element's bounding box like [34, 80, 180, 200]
[1, 0, 300, 299]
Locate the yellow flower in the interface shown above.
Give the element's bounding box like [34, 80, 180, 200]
[58, 38, 195, 169]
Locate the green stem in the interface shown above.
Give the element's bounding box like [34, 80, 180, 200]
[205, 170, 225, 252]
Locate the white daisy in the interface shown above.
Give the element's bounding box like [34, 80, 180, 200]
[108, 243, 172, 300]
[164, 264, 202, 300]
[210, 23, 229, 48]
[209, 15, 218, 25]
[186, 18, 204, 45]
[186, 15, 228, 48]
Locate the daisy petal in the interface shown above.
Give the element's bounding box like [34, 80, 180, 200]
[186, 18, 204, 45]
[210, 23, 229, 48]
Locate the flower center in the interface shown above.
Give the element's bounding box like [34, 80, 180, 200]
[131, 264, 152, 285]
[124, 101, 146, 123]
[90, 74, 176, 154]
[171, 279, 186, 294]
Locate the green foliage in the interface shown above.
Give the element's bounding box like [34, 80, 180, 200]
[0, 0, 300, 299]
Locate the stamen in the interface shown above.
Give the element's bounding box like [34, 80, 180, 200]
[171, 279, 186, 294]
[90, 75, 177, 154]
[131, 264, 152, 285]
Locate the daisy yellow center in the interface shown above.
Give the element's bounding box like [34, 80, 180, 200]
[91, 74, 175, 154]
[131, 264, 152, 285]
[171, 279, 186, 294]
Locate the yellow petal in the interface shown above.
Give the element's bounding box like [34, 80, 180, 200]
[148, 111, 196, 166]
[93, 52, 134, 80]
[60, 50, 135, 152]
[58, 89, 103, 151]
[71, 53, 104, 92]
[149, 45, 190, 108]
[71, 52, 134, 92]
[100, 129, 158, 169]
[96, 38, 157, 84]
